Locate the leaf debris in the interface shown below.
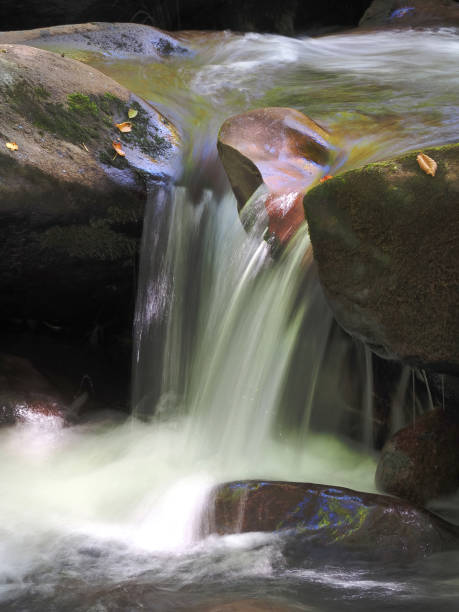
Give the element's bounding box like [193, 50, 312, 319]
[5, 142, 18, 151]
[417, 153, 437, 177]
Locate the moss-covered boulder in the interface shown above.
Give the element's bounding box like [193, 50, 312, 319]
[202, 480, 459, 560]
[0, 44, 180, 326]
[359, 0, 459, 29]
[376, 409, 459, 506]
[303, 143, 459, 372]
[217, 108, 338, 244]
[0, 22, 190, 60]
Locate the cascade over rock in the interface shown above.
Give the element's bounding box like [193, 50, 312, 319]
[303, 143, 459, 372]
[360, 0, 459, 29]
[0, 43, 180, 327]
[376, 409, 459, 505]
[203, 480, 459, 560]
[217, 108, 337, 244]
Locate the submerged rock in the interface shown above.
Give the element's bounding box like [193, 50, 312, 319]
[303, 143, 459, 372]
[360, 0, 459, 29]
[0, 44, 180, 326]
[203, 480, 459, 560]
[376, 409, 459, 506]
[217, 108, 338, 244]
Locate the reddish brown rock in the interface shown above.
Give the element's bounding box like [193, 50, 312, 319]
[376, 409, 459, 505]
[217, 108, 338, 244]
[202, 480, 459, 560]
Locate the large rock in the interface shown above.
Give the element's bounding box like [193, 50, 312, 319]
[0, 43, 180, 326]
[203, 480, 459, 560]
[360, 0, 459, 29]
[0, 22, 190, 59]
[376, 409, 459, 505]
[218, 108, 338, 244]
[303, 143, 459, 372]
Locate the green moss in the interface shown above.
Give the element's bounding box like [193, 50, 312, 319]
[67, 93, 99, 116]
[117, 100, 170, 158]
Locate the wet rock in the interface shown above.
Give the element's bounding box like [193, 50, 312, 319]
[0, 22, 191, 59]
[359, 0, 459, 29]
[0, 353, 67, 425]
[303, 143, 459, 372]
[0, 44, 180, 326]
[218, 108, 338, 244]
[203, 480, 459, 560]
[376, 409, 459, 506]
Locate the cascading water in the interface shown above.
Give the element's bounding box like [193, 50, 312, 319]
[1, 27, 459, 611]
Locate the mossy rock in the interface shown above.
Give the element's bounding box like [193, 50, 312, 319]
[303, 142, 459, 372]
[0, 44, 181, 325]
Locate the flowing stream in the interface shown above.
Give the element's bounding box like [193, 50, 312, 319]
[1, 27, 459, 611]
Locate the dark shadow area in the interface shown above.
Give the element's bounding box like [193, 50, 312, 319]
[1, 0, 374, 35]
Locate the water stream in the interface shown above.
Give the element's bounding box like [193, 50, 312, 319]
[1, 27, 459, 611]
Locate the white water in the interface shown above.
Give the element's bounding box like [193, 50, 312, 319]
[1, 27, 459, 610]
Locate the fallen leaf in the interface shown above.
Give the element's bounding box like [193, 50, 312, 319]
[112, 141, 126, 157]
[81, 143, 89, 152]
[115, 121, 132, 133]
[128, 108, 138, 119]
[6, 142, 18, 151]
[320, 174, 333, 183]
[417, 153, 437, 177]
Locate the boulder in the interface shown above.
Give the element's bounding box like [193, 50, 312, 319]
[0, 353, 67, 425]
[217, 108, 338, 244]
[0, 43, 180, 326]
[376, 409, 459, 505]
[203, 480, 459, 560]
[303, 143, 459, 372]
[359, 0, 459, 29]
[0, 22, 190, 59]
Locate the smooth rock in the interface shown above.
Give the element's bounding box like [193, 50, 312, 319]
[303, 143, 459, 372]
[218, 107, 338, 244]
[376, 409, 459, 505]
[0, 44, 180, 325]
[0, 353, 67, 425]
[203, 480, 459, 560]
[0, 22, 190, 59]
[360, 0, 459, 29]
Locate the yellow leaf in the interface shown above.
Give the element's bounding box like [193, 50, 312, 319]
[112, 141, 126, 157]
[6, 142, 18, 151]
[128, 108, 138, 119]
[115, 121, 132, 133]
[417, 153, 437, 177]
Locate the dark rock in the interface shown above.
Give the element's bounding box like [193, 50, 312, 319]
[0, 44, 180, 327]
[0, 353, 67, 425]
[218, 108, 338, 244]
[303, 143, 459, 372]
[376, 409, 459, 505]
[360, 0, 459, 29]
[203, 480, 459, 560]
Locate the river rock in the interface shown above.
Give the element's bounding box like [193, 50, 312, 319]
[217, 108, 338, 244]
[376, 409, 459, 506]
[360, 0, 459, 29]
[303, 143, 459, 372]
[203, 480, 459, 560]
[0, 43, 180, 326]
[0, 353, 67, 425]
[0, 22, 190, 59]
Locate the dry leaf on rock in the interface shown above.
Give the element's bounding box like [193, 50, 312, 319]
[112, 141, 126, 157]
[5, 142, 18, 151]
[417, 153, 437, 177]
[128, 108, 138, 119]
[320, 174, 333, 183]
[115, 122, 132, 133]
